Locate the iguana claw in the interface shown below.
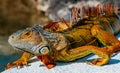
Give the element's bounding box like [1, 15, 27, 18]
[5, 52, 33, 70]
[5, 58, 28, 70]
[87, 58, 109, 66]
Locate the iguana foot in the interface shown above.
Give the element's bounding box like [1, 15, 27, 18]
[87, 58, 109, 66]
[5, 52, 33, 70]
[5, 59, 27, 70]
[45, 63, 56, 69]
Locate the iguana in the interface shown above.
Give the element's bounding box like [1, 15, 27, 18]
[6, 4, 120, 69]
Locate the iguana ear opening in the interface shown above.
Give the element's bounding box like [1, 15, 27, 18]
[39, 46, 49, 55]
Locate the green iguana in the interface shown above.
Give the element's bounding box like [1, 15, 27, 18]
[6, 4, 120, 69]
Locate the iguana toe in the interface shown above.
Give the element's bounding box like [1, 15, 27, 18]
[5, 59, 28, 70]
[86, 58, 109, 66]
[46, 63, 56, 69]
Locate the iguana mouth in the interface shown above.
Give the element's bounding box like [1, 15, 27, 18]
[15, 47, 35, 55]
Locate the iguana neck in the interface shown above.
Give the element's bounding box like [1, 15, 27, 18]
[41, 30, 61, 47]
[38, 30, 61, 60]
[32, 25, 59, 43]
[32, 25, 65, 49]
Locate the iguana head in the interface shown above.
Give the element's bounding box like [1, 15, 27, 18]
[8, 25, 50, 55]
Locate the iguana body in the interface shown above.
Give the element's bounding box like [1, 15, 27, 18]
[6, 5, 120, 69]
[6, 15, 120, 69]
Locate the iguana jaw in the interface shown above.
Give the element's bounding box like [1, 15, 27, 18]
[8, 27, 42, 54]
[8, 33, 39, 49]
[15, 47, 35, 55]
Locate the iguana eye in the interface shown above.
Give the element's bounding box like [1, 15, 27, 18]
[39, 46, 49, 55]
[22, 30, 32, 38]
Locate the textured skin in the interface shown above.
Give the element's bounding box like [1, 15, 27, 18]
[6, 14, 120, 69]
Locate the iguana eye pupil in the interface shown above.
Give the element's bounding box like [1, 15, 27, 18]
[25, 30, 32, 35]
[22, 30, 32, 38]
[25, 32, 30, 35]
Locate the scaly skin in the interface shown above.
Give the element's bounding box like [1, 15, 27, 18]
[6, 22, 120, 69]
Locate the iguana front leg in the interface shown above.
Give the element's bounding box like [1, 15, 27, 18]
[5, 52, 34, 70]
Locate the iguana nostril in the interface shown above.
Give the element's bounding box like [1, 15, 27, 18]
[11, 35, 14, 39]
